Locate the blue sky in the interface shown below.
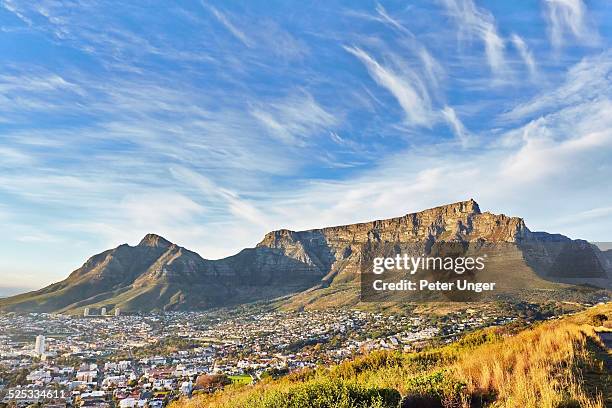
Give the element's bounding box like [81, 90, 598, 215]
[0, 0, 611, 291]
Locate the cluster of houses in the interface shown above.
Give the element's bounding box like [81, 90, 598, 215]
[0, 303, 539, 407]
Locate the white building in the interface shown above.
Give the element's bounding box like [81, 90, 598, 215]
[26, 369, 51, 384]
[34, 335, 45, 356]
[115, 308, 121, 317]
[119, 397, 137, 408]
[83, 308, 90, 317]
[76, 370, 97, 383]
[180, 381, 193, 395]
[101, 307, 107, 316]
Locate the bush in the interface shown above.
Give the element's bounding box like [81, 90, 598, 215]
[590, 313, 608, 327]
[195, 374, 231, 391]
[243, 379, 400, 408]
[330, 350, 404, 379]
[555, 399, 581, 408]
[455, 328, 502, 348]
[403, 371, 466, 406]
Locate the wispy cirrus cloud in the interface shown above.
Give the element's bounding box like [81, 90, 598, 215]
[511, 34, 538, 80]
[0, 147, 34, 165]
[373, 3, 445, 92]
[344, 45, 434, 127]
[203, 2, 307, 61]
[552, 206, 612, 228]
[440, 0, 506, 76]
[500, 51, 612, 122]
[250, 92, 336, 146]
[544, 0, 599, 48]
[441, 106, 470, 146]
[206, 4, 253, 48]
[170, 166, 270, 228]
[374, 3, 412, 37]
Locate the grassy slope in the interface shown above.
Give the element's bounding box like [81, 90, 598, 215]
[171, 303, 611, 408]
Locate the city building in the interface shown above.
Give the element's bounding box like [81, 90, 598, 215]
[84, 307, 90, 317]
[115, 308, 121, 317]
[34, 334, 45, 356]
[101, 307, 107, 316]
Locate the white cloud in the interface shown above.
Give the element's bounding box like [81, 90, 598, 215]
[553, 206, 612, 227]
[0, 147, 34, 165]
[1, 0, 32, 26]
[0, 71, 83, 115]
[206, 4, 253, 48]
[500, 100, 612, 183]
[169, 166, 270, 228]
[501, 51, 612, 122]
[374, 3, 413, 37]
[510, 34, 538, 79]
[0, 72, 76, 93]
[441, 0, 507, 75]
[418, 48, 444, 92]
[119, 192, 206, 229]
[250, 92, 336, 146]
[344, 46, 433, 127]
[203, 3, 308, 61]
[544, 0, 598, 48]
[373, 4, 445, 92]
[441, 106, 470, 145]
[16, 232, 59, 243]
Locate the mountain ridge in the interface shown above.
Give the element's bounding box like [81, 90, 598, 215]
[1, 199, 609, 313]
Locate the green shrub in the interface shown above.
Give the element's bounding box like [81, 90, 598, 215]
[404, 370, 466, 403]
[330, 350, 405, 379]
[456, 328, 501, 348]
[243, 378, 400, 408]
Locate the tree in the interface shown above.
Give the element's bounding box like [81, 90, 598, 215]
[194, 374, 231, 391]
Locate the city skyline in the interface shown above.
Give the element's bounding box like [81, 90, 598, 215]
[1, 0, 611, 289]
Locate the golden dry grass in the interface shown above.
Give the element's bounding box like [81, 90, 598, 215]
[453, 322, 606, 407]
[171, 303, 611, 408]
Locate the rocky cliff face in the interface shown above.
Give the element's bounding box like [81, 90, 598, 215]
[258, 199, 530, 249]
[0, 199, 608, 313]
[255, 199, 540, 284]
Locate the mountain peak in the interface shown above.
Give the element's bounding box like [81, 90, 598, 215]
[408, 199, 481, 218]
[138, 233, 173, 248]
[446, 198, 481, 215]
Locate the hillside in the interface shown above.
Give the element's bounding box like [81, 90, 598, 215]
[0, 234, 323, 314]
[170, 302, 612, 408]
[1, 199, 610, 313]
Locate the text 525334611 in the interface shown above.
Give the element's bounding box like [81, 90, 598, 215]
[4, 388, 67, 400]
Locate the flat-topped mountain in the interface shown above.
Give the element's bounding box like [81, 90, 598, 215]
[1, 200, 609, 313]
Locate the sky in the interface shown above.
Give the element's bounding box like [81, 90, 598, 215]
[0, 0, 611, 291]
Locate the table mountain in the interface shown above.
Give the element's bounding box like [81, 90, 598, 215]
[1, 199, 609, 313]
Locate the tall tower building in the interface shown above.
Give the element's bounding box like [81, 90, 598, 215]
[101, 307, 107, 316]
[34, 335, 45, 356]
[114, 308, 121, 317]
[84, 307, 90, 317]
